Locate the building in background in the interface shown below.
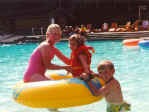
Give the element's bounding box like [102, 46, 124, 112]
[0, 0, 149, 33]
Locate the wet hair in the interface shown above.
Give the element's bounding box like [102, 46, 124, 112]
[46, 24, 61, 34]
[68, 34, 86, 47]
[97, 60, 114, 71]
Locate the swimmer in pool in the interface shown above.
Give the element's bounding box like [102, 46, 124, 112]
[87, 60, 131, 112]
[23, 24, 71, 82]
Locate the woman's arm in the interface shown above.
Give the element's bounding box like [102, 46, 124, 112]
[40, 44, 70, 70]
[54, 47, 70, 65]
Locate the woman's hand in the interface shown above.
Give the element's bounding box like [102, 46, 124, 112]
[63, 65, 72, 73]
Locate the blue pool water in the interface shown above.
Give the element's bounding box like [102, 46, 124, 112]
[0, 40, 149, 112]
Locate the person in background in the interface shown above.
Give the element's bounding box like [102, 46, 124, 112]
[102, 22, 109, 32]
[142, 20, 149, 30]
[133, 20, 140, 31]
[68, 26, 74, 36]
[109, 22, 118, 32]
[86, 24, 92, 33]
[125, 21, 132, 32]
[74, 26, 81, 34]
[80, 25, 87, 36]
[62, 26, 69, 38]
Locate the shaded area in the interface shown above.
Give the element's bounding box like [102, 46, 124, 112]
[0, 0, 149, 33]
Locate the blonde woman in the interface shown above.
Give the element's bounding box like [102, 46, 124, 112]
[23, 24, 71, 82]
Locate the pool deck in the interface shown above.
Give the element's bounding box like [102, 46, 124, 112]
[0, 31, 149, 44]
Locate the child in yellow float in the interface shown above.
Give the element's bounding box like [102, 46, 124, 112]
[68, 34, 95, 78]
[87, 60, 131, 112]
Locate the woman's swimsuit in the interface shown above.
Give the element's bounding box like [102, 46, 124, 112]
[23, 48, 46, 82]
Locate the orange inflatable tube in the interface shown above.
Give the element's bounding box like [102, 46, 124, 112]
[123, 39, 140, 46]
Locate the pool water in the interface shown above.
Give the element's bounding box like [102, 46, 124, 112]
[0, 40, 149, 112]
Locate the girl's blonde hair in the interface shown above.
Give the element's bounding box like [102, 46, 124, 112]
[46, 24, 61, 34]
[68, 34, 86, 47]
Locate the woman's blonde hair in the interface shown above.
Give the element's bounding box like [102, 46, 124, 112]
[46, 24, 61, 34]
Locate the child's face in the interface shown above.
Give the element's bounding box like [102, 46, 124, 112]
[97, 65, 114, 81]
[69, 40, 78, 50]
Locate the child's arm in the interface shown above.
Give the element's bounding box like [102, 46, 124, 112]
[86, 78, 109, 96]
[89, 78, 115, 96]
[78, 54, 90, 74]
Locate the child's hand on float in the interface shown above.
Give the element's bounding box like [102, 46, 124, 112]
[80, 73, 90, 80]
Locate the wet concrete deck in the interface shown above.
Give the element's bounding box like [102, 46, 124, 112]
[0, 31, 149, 44]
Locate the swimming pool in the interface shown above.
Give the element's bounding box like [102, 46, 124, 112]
[0, 40, 149, 112]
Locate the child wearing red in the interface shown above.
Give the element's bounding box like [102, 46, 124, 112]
[68, 34, 95, 78]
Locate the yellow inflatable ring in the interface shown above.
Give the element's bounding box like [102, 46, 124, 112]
[12, 72, 104, 109]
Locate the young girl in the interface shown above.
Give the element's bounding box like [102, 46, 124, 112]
[68, 34, 95, 79]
